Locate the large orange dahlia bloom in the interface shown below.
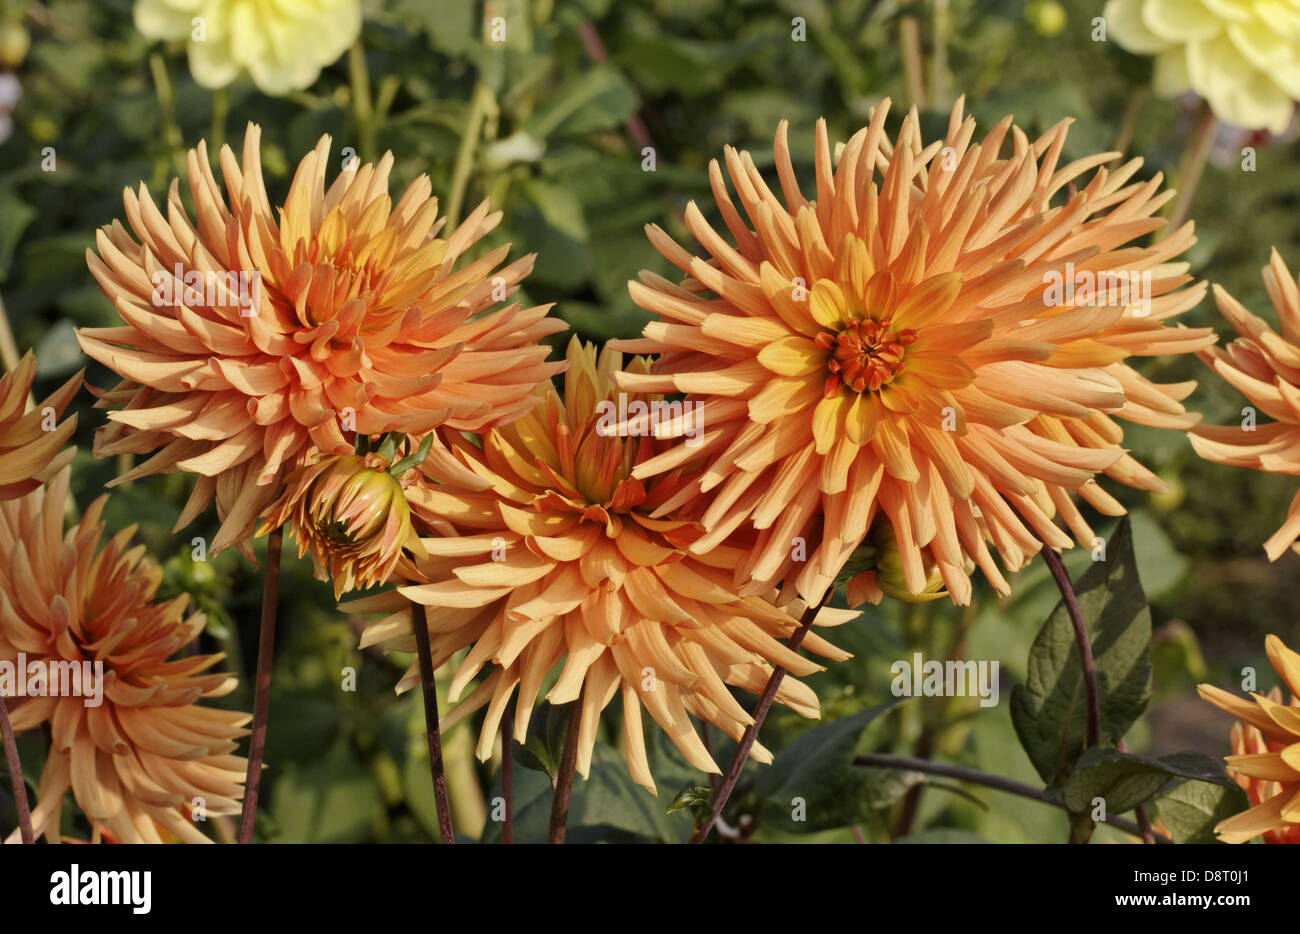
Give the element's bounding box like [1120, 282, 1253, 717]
[1198, 635, 1300, 844]
[0, 470, 249, 843]
[614, 99, 1210, 606]
[349, 339, 853, 792]
[78, 123, 563, 558]
[0, 351, 81, 499]
[1190, 250, 1300, 559]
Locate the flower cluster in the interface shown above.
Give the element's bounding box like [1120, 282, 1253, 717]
[40, 86, 1300, 844]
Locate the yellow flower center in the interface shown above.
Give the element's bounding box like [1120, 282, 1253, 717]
[815, 317, 917, 398]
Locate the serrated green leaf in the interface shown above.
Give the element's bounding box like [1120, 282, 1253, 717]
[1154, 780, 1250, 844]
[1064, 748, 1240, 817]
[1010, 518, 1152, 784]
[523, 65, 637, 139]
[1062, 748, 1171, 814]
[753, 703, 897, 833]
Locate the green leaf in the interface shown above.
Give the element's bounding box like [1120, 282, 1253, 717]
[753, 703, 900, 833]
[483, 743, 694, 843]
[0, 188, 36, 281]
[523, 65, 638, 140]
[1062, 748, 1172, 814]
[513, 701, 574, 780]
[520, 178, 588, 243]
[1063, 748, 1240, 816]
[1010, 517, 1152, 784]
[389, 431, 434, 478]
[33, 319, 84, 377]
[666, 784, 714, 828]
[268, 739, 383, 843]
[1154, 780, 1250, 844]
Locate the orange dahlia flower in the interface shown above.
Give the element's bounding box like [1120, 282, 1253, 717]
[0, 470, 249, 843]
[1190, 249, 1300, 559]
[1198, 635, 1300, 844]
[614, 99, 1209, 606]
[348, 338, 853, 792]
[259, 449, 425, 598]
[0, 351, 82, 499]
[77, 123, 563, 559]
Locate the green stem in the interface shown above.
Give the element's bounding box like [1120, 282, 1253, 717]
[149, 52, 184, 187]
[0, 693, 33, 844]
[1165, 101, 1216, 233]
[501, 701, 514, 844]
[237, 527, 282, 844]
[854, 754, 1171, 843]
[348, 40, 374, 163]
[930, 0, 950, 111]
[899, 1, 926, 110]
[1109, 86, 1148, 164]
[209, 87, 228, 157]
[410, 601, 455, 844]
[446, 82, 493, 230]
[547, 688, 583, 844]
[690, 589, 833, 844]
[0, 289, 21, 375]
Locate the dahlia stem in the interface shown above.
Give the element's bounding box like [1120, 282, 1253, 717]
[0, 289, 20, 374]
[1038, 541, 1104, 845]
[410, 601, 455, 844]
[148, 52, 183, 187]
[237, 527, 282, 844]
[347, 40, 375, 164]
[1109, 86, 1148, 164]
[1038, 542, 1101, 750]
[929, 0, 950, 110]
[446, 81, 493, 230]
[0, 693, 33, 844]
[1118, 738, 1156, 845]
[547, 689, 583, 844]
[501, 701, 514, 845]
[689, 588, 833, 844]
[700, 723, 721, 797]
[1165, 100, 1216, 234]
[209, 87, 228, 160]
[853, 754, 1171, 843]
[899, 0, 926, 110]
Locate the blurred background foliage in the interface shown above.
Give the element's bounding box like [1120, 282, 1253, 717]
[0, 0, 1296, 843]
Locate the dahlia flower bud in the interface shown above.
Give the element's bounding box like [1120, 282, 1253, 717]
[260, 451, 425, 598]
[846, 523, 949, 607]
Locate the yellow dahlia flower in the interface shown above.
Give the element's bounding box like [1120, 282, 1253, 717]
[1105, 0, 1300, 133]
[78, 123, 563, 559]
[0, 351, 81, 499]
[1198, 634, 1300, 844]
[349, 338, 854, 793]
[0, 470, 249, 844]
[134, 0, 361, 95]
[1190, 249, 1300, 559]
[259, 450, 425, 598]
[614, 100, 1208, 607]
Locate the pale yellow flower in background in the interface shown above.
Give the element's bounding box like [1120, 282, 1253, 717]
[134, 0, 361, 95]
[1105, 0, 1300, 133]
